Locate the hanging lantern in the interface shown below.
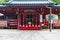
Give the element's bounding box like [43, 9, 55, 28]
[23, 25, 25, 27]
[35, 25, 37, 27]
[38, 25, 40, 27]
[20, 25, 21, 27]
[32, 24, 34, 27]
[26, 25, 28, 27]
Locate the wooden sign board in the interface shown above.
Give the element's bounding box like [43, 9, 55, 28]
[0, 21, 7, 27]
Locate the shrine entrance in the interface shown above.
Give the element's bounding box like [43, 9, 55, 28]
[18, 12, 42, 30]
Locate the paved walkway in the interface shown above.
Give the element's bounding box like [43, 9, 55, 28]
[0, 29, 60, 40]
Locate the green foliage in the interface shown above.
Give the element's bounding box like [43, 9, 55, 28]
[0, 0, 9, 4]
[51, 0, 60, 3]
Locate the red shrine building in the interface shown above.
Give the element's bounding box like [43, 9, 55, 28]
[0, 0, 60, 30]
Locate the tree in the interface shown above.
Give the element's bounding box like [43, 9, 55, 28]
[51, 0, 60, 3]
[0, 0, 9, 4]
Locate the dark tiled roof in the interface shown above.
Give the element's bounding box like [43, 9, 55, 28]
[8, 0, 53, 6]
[0, 0, 54, 7]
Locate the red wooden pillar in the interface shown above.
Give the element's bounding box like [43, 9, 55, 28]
[25, 14, 27, 27]
[35, 13, 38, 27]
[18, 14, 20, 29]
[22, 13, 26, 27]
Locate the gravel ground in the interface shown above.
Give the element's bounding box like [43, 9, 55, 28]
[0, 29, 60, 40]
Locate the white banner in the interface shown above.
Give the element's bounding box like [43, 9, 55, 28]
[46, 14, 58, 21]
